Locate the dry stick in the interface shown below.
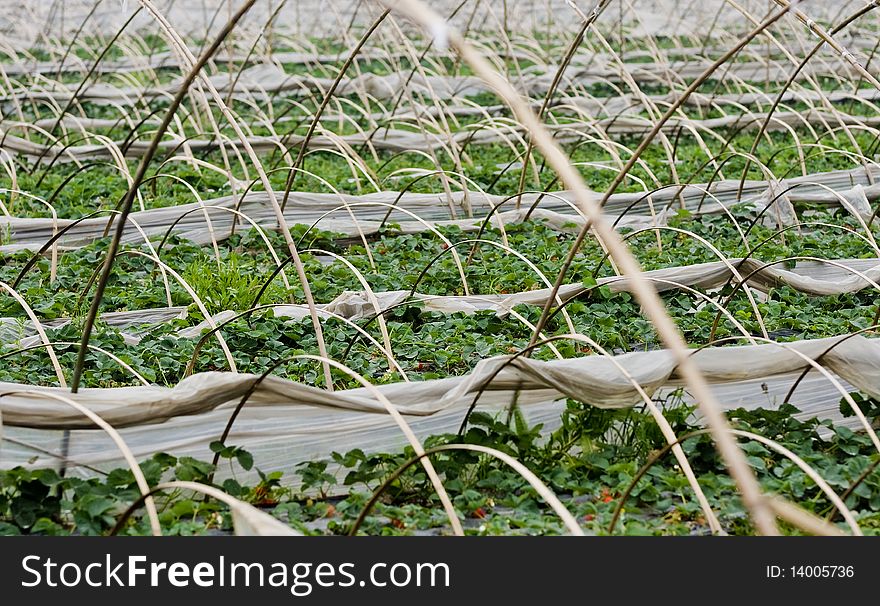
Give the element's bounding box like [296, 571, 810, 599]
[827, 456, 880, 523]
[203, 317, 413, 479]
[380, 0, 787, 535]
[386, 18, 470, 217]
[0, 282, 66, 386]
[783, 324, 880, 406]
[361, 0, 469, 152]
[292, 354, 464, 535]
[606, 429, 859, 536]
[455, 331, 723, 533]
[774, 0, 880, 91]
[514, 1, 611, 208]
[530, 10, 793, 346]
[109, 481, 299, 536]
[45, 7, 144, 141]
[767, 497, 846, 537]
[70, 0, 259, 392]
[3, 435, 107, 476]
[50, 0, 104, 81]
[223, 0, 290, 108]
[279, 8, 391, 212]
[0, 341, 149, 385]
[738, 1, 880, 201]
[0, 390, 162, 536]
[756, 5, 875, 175]
[349, 444, 583, 536]
[132, 2, 367, 394]
[141, 1, 243, 227]
[730, 429, 860, 535]
[708, 256, 880, 344]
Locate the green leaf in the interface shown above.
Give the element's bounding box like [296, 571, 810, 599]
[236, 450, 254, 471]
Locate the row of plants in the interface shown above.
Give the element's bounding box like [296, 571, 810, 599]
[4, 201, 878, 314]
[2, 208, 877, 389]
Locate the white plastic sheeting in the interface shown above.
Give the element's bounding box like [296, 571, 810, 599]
[1, 335, 877, 482]
[3, 107, 879, 160]
[3, 256, 879, 352]
[3, 165, 878, 253]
